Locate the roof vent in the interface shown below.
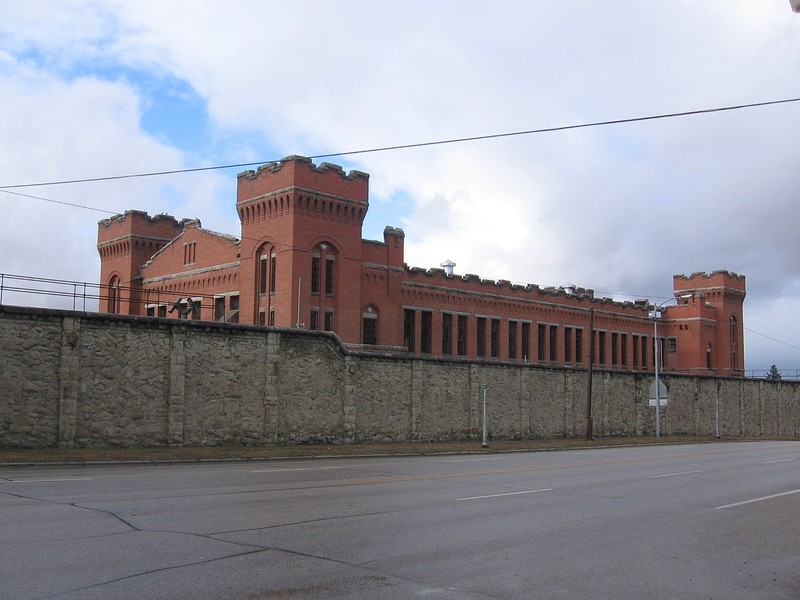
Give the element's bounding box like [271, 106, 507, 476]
[440, 259, 456, 276]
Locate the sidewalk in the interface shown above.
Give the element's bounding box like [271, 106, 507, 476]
[0, 436, 728, 465]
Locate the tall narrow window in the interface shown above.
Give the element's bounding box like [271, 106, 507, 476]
[706, 344, 713, 369]
[324, 311, 334, 332]
[575, 328, 583, 364]
[521, 322, 530, 362]
[325, 257, 335, 295]
[611, 332, 619, 366]
[363, 316, 377, 345]
[270, 254, 277, 292]
[729, 316, 738, 369]
[490, 319, 500, 358]
[621, 334, 628, 367]
[564, 327, 573, 363]
[477, 317, 486, 358]
[633, 335, 640, 367]
[421, 311, 432, 354]
[457, 315, 468, 356]
[508, 320, 518, 360]
[598, 331, 606, 365]
[311, 256, 320, 293]
[259, 255, 268, 295]
[641, 336, 648, 369]
[442, 313, 453, 355]
[404, 309, 416, 352]
[108, 276, 121, 313]
[549, 325, 558, 362]
[537, 324, 546, 362]
[310, 308, 319, 331]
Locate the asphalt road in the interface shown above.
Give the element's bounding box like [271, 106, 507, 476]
[1, 441, 798, 600]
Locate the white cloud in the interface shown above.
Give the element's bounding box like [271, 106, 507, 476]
[2, 0, 800, 370]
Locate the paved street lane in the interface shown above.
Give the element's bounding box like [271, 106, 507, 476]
[1, 441, 798, 599]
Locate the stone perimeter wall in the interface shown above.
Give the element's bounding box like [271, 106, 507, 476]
[1, 306, 798, 449]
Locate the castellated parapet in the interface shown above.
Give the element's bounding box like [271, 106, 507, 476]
[236, 155, 370, 205]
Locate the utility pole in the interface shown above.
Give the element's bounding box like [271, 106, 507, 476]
[585, 307, 594, 441]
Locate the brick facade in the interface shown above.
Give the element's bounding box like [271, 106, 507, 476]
[98, 155, 746, 377]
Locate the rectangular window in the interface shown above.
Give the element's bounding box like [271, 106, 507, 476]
[325, 257, 335, 295]
[612, 332, 619, 366]
[259, 311, 266, 326]
[598, 331, 606, 365]
[633, 335, 640, 367]
[229, 295, 239, 310]
[564, 327, 573, 363]
[508, 320, 518, 360]
[457, 315, 468, 356]
[324, 311, 334, 332]
[537, 324, 546, 362]
[146, 306, 155, 317]
[621, 334, 628, 367]
[421, 311, 432, 354]
[404, 309, 416, 352]
[363, 317, 377, 345]
[668, 338, 677, 353]
[311, 256, 320, 294]
[549, 325, 557, 362]
[490, 319, 500, 358]
[310, 309, 319, 331]
[477, 317, 486, 358]
[270, 254, 277, 293]
[575, 328, 583, 364]
[269, 309, 275, 326]
[641, 336, 648, 369]
[442, 313, 453, 355]
[259, 256, 268, 295]
[521, 322, 530, 362]
[214, 296, 226, 321]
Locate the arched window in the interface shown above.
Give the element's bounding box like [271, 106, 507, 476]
[107, 275, 121, 314]
[729, 315, 738, 370]
[311, 242, 337, 296]
[255, 242, 276, 324]
[706, 344, 713, 370]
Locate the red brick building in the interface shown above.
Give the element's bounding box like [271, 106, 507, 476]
[98, 155, 746, 377]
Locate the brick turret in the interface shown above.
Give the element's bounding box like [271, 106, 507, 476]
[235, 156, 370, 327]
[97, 211, 184, 314]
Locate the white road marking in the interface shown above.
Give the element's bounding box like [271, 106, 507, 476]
[651, 469, 704, 478]
[444, 457, 506, 463]
[250, 466, 343, 473]
[5, 477, 94, 483]
[762, 458, 796, 464]
[455, 488, 551, 501]
[714, 488, 800, 510]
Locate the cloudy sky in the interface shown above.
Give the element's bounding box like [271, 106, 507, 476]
[2, 1, 800, 374]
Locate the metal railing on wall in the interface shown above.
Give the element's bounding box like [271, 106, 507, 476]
[0, 273, 104, 312]
[0, 273, 235, 321]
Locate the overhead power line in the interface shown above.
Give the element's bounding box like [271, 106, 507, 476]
[0, 189, 120, 214]
[2, 96, 799, 190]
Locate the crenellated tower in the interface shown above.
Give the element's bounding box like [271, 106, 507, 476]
[97, 211, 185, 314]
[667, 270, 746, 376]
[236, 156, 370, 329]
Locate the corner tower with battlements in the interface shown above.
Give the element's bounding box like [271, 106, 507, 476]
[236, 155, 370, 328]
[97, 211, 185, 315]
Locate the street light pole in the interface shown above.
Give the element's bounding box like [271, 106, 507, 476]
[651, 294, 692, 438]
[481, 384, 489, 448]
[653, 306, 663, 439]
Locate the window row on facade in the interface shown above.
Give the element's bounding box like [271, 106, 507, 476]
[400, 307, 678, 370]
